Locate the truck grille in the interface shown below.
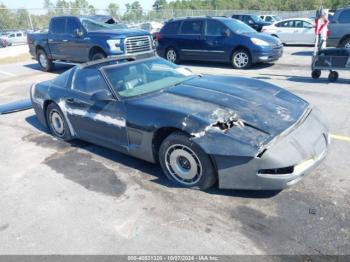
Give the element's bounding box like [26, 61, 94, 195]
[125, 36, 152, 54]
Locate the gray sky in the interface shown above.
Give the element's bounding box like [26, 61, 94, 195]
[0, 0, 155, 10]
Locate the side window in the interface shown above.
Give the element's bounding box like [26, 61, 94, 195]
[66, 18, 81, 35]
[9, 34, 14, 38]
[52, 68, 74, 88]
[162, 21, 180, 34]
[278, 20, 294, 28]
[294, 20, 303, 28]
[16, 33, 22, 37]
[266, 16, 273, 22]
[339, 10, 350, 23]
[73, 69, 111, 95]
[50, 18, 66, 34]
[303, 21, 313, 28]
[206, 20, 227, 36]
[180, 20, 203, 34]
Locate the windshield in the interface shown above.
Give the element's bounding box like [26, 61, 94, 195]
[80, 18, 128, 31]
[273, 16, 282, 21]
[103, 58, 196, 98]
[222, 19, 256, 34]
[251, 15, 264, 23]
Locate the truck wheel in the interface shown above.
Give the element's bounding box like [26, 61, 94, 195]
[341, 37, 350, 49]
[159, 131, 217, 190]
[37, 49, 54, 72]
[91, 52, 106, 61]
[231, 49, 252, 69]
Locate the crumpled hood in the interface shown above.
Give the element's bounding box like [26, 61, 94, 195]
[147, 75, 309, 138]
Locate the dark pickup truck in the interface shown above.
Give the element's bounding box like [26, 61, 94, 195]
[28, 16, 154, 71]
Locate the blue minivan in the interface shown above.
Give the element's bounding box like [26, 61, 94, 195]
[156, 16, 283, 69]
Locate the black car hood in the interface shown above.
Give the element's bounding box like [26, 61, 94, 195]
[137, 75, 309, 138]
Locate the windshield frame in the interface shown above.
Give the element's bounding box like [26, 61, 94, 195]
[100, 57, 197, 100]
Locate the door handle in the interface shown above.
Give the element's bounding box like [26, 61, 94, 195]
[62, 39, 69, 42]
[66, 98, 88, 106]
[48, 39, 53, 42]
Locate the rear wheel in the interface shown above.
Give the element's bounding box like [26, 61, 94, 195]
[231, 49, 252, 69]
[340, 37, 350, 49]
[159, 132, 217, 190]
[37, 49, 54, 72]
[46, 103, 72, 141]
[165, 47, 180, 64]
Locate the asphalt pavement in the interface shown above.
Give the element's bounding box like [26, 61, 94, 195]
[0, 46, 349, 255]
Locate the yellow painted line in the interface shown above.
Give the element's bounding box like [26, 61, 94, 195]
[330, 134, 350, 142]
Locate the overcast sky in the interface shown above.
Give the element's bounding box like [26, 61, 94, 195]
[1, 0, 155, 10]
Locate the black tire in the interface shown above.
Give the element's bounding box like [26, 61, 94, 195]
[159, 131, 217, 190]
[46, 103, 73, 141]
[340, 37, 350, 49]
[37, 49, 54, 72]
[312, 69, 321, 79]
[165, 47, 180, 64]
[91, 52, 106, 61]
[328, 71, 339, 82]
[231, 49, 252, 69]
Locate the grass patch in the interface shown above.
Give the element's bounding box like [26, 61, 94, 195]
[0, 53, 32, 65]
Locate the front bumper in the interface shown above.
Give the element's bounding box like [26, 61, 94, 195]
[215, 107, 330, 190]
[252, 45, 283, 64]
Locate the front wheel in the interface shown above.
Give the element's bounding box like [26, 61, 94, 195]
[159, 132, 217, 190]
[231, 49, 252, 69]
[37, 49, 54, 72]
[91, 52, 106, 61]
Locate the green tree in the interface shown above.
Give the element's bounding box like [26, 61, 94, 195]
[107, 3, 119, 18]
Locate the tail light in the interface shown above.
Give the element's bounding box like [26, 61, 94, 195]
[27, 36, 33, 44]
[327, 30, 330, 37]
[156, 33, 161, 41]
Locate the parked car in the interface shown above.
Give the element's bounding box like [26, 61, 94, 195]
[260, 15, 282, 23]
[156, 17, 283, 69]
[262, 18, 315, 45]
[27, 16, 154, 71]
[232, 14, 271, 32]
[5, 31, 27, 45]
[0, 38, 8, 48]
[30, 55, 329, 190]
[328, 6, 350, 48]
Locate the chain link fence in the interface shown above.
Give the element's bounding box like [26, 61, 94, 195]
[0, 8, 317, 32]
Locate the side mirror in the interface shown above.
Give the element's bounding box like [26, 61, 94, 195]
[222, 30, 229, 37]
[74, 28, 84, 37]
[91, 90, 113, 102]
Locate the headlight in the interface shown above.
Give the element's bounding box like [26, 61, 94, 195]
[251, 38, 270, 46]
[107, 39, 122, 51]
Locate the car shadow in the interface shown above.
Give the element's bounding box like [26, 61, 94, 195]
[180, 61, 275, 70]
[24, 62, 73, 74]
[291, 51, 313, 56]
[261, 73, 350, 85]
[25, 114, 281, 199]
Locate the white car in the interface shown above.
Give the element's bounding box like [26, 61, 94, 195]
[4, 31, 27, 45]
[260, 15, 282, 23]
[262, 18, 315, 45]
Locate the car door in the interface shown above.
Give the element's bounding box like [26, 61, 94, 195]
[177, 19, 205, 60]
[66, 68, 128, 151]
[275, 20, 295, 44]
[203, 19, 229, 61]
[48, 17, 67, 60]
[300, 20, 315, 45]
[335, 9, 350, 47]
[64, 17, 91, 62]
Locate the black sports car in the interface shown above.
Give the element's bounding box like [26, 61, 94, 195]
[30, 55, 330, 190]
